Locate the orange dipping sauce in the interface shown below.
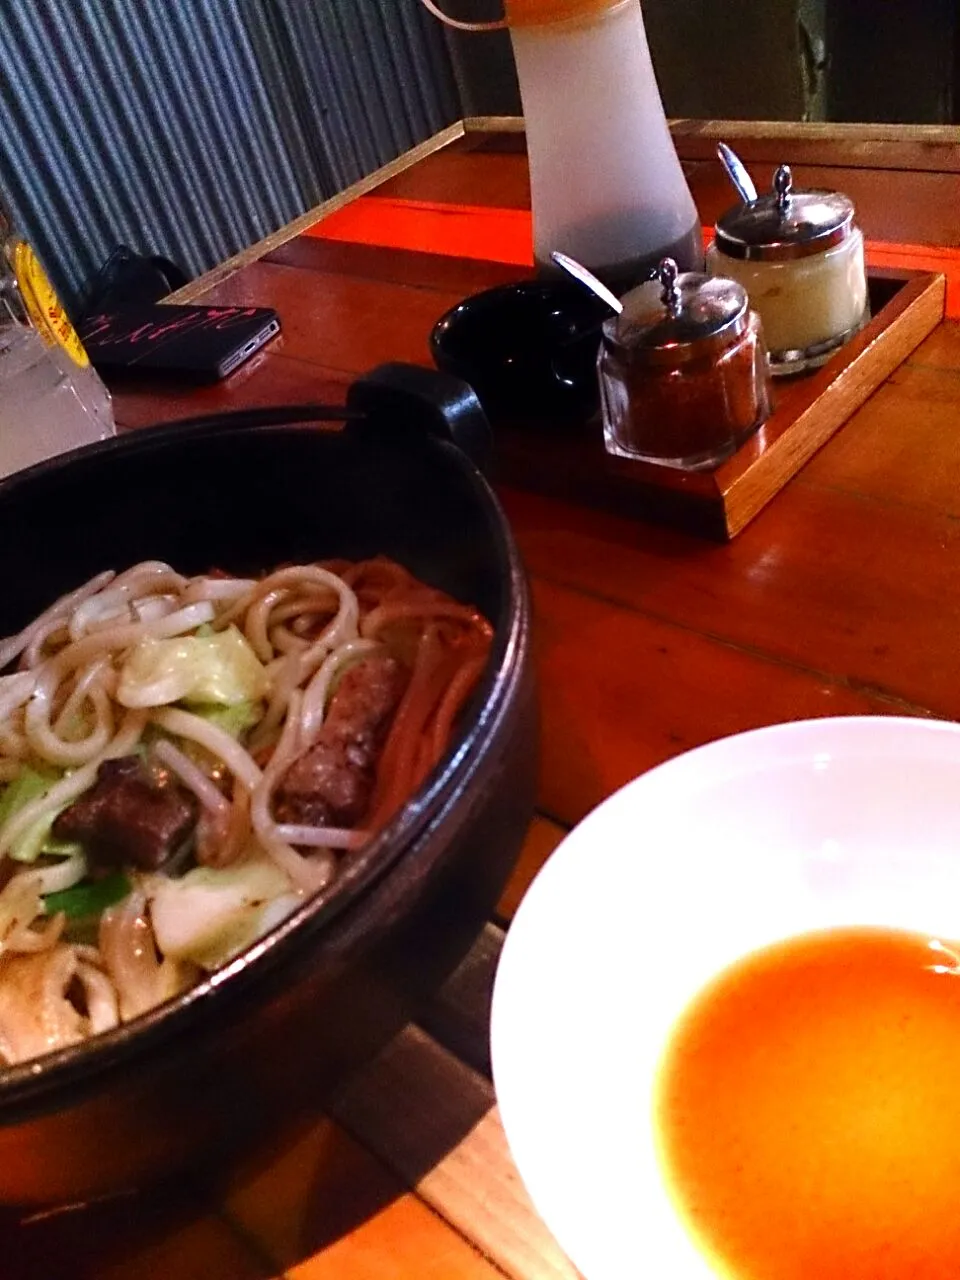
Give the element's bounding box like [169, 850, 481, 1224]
[655, 928, 960, 1280]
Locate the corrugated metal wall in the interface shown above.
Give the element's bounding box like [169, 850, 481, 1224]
[0, 0, 460, 310]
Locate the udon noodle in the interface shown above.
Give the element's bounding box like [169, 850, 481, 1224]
[0, 558, 492, 1066]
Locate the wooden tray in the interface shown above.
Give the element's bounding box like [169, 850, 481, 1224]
[493, 268, 946, 539]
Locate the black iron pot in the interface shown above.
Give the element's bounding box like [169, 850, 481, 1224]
[0, 365, 535, 1205]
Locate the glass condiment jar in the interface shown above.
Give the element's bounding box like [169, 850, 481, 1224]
[599, 258, 772, 470]
[707, 165, 869, 376]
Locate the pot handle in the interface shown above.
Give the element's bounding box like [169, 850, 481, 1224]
[346, 363, 494, 477]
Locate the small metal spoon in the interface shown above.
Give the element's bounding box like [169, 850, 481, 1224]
[717, 141, 758, 204]
[550, 251, 623, 315]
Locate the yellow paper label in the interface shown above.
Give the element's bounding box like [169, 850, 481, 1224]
[12, 242, 90, 367]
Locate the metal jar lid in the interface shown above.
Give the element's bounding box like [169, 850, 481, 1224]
[714, 165, 856, 263]
[607, 257, 749, 366]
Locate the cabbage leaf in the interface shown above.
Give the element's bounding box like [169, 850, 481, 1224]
[117, 626, 268, 709]
[145, 856, 300, 970]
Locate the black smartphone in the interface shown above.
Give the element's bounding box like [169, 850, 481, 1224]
[78, 302, 282, 382]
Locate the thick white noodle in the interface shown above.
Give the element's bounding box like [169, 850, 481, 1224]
[267, 619, 312, 656]
[274, 824, 368, 850]
[0, 570, 115, 671]
[52, 658, 111, 736]
[0, 671, 36, 722]
[241, 568, 345, 658]
[25, 603, 217, 764]
[31, 600, 217, 690]
[246, 586, 340, 661]
[110, 561, 186, 592]
[244, 588, 294, 662]
[24, 664, 115, 767]
[244, 568, 358, 660]
[31, 622, 155, 683]
[21, 618, 68, 670]
[183, 576, 256, 605]
[0, 559, 399, 1056]
[294, 584, 360, 677]
[252, 580, 361, 754]
[149, 707, 263, 792]
[152, 738, 231, 819]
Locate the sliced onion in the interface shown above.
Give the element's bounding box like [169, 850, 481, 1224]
[69, 587, 136, 642]
[132, 594, 180, 623]
[99, 888, 181, 1022]
[149, 601, 216, 637]
[0, 946, 84, 1062]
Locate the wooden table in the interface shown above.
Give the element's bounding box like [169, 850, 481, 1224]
[9, 118, 960, 1279]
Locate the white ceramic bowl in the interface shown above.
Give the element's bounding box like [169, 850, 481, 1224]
[491, 716, 960, 1280]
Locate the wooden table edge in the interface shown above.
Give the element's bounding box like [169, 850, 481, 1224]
[169, 115, 960, 307]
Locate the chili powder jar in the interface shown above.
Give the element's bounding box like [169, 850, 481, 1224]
[599, 257, 771, 471]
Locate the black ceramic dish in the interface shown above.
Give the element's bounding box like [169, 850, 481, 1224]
[431, 280, 610, 424]
[0, 364, 535, 1206]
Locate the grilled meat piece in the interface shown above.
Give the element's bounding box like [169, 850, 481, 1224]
[53, 756, 198, 870]
[276, 655, 406, 829]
